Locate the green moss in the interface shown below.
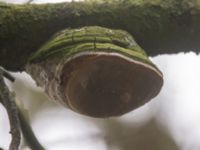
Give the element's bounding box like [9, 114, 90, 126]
[197, 0, 200, 9]
[30, 26, 158, 69]
[1, 0, 200, 71]
[31, 26, 140, 59]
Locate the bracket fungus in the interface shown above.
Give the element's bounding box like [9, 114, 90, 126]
[26, 26, 163, 118]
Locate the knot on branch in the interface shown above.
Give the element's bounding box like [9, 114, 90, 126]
[26, 26, 163, 118]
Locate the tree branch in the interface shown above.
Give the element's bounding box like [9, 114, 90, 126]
[17, 106, 45, 150]
[0, 0, 200, 71]
[0, 68, 21, 150]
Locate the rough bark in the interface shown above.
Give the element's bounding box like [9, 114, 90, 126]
[1, 0, 200, 71]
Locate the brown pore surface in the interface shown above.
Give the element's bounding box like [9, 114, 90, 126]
[61, 53, 163, 117]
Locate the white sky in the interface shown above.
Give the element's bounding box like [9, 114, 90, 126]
[1, 53, 200, 150]
[153, 53, 200, 150]
[1, 0, 200, 150]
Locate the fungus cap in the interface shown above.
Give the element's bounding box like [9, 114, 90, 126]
[28, 26, 163, 118]
[61, 51, 163, 117]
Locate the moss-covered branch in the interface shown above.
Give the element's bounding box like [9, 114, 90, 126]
[1, 0, 200, 71]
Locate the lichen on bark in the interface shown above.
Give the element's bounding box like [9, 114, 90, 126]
[29, 26, 150, 65]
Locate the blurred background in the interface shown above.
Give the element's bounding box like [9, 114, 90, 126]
[1, 0, 200, 150]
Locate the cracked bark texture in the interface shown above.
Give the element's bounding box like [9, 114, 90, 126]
[0, 0, 200, 71]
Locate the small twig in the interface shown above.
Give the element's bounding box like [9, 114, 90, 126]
[26, 0, 34, 4]
[17, 106, 45, 150]
[0, 67, 15, 82]
[0, 69, 20, 150]
[0, 69, 21, 150]
[0, 67, 45, 149]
